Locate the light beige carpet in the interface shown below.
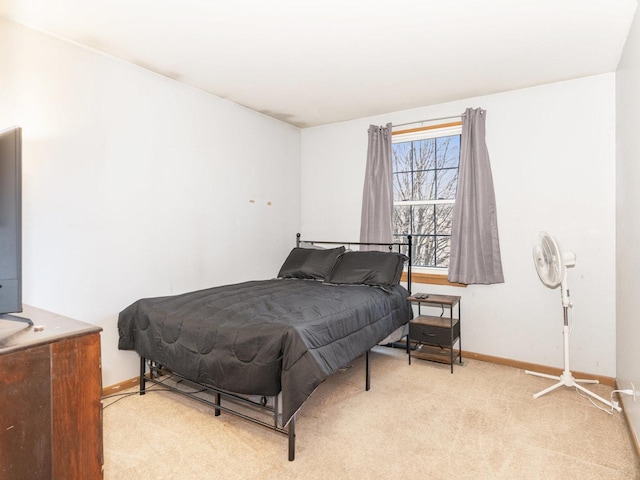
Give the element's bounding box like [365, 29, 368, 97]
[103, 347, 640, 479]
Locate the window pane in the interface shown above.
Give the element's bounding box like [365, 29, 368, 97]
[436, 135, 461, 169]
[435, 236, 451, 268]
[435, 204, 454, 235]
[414, 169, 436, 200]
[392, 142, 412, 173]
[436, 168, 458, 200]
[393, 235, 410, 258]
[413, 138, 436, 170]
[411, 205, 435, 236]
[393, 171, 413, 202]
[393, 205, 411, 237]
[412, 235, 435, 267]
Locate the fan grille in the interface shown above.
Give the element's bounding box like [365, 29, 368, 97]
[533, 232, 563, 288]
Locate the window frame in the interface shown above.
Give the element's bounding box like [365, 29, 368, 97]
[392, 122, 463, 281]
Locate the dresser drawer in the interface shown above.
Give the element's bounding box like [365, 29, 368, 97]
[409, 315, 460, 347]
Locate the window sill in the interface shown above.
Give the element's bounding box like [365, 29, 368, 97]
[401, 271, 467, 287]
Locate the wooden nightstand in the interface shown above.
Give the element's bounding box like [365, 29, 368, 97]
[407, 294, 461, 373]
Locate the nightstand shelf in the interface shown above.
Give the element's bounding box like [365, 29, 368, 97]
[407, 294, 461, 373]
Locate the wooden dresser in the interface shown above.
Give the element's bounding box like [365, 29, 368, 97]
[0, 305, 103, 479]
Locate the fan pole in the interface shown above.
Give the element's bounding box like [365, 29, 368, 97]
[525, 279, 621, 412]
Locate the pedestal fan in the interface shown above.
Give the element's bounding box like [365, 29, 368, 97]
[526, 232, 620, 411]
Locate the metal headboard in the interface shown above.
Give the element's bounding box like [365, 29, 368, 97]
[295, 233, 413, 294]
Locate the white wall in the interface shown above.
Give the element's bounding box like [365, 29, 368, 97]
[0, 18, 302, 386]
[0, 13, 623, 392]
[302, 74, 617, 377]
[616, 3, 640, 448]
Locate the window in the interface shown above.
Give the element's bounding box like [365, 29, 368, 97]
[392, 124, 461, 270]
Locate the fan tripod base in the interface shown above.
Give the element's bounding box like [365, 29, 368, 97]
[525, 369, 621, 412]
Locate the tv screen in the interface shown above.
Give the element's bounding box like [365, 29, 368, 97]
[0, 126, 22, 315]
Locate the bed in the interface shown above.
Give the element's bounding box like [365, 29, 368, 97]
[117, 234, 413, 460]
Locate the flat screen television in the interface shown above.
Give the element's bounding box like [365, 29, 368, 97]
[0, 126, 27, 323]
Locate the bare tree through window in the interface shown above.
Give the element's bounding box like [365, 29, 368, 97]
[392, 134, 460, 268]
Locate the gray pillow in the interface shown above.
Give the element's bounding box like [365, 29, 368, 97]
[326, 251, 407, 286]
[277, 246, 346, 280]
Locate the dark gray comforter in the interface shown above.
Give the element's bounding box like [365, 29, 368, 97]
[118, 278, 412, 425]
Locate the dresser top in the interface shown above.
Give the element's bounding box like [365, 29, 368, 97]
[0, 305, 101, 354]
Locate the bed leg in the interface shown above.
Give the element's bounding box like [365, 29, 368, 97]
[214, 392, 221, 416]
[288, 416, 296, 461]
[139, 356, 146, 396]
[365, 350, 371, 391]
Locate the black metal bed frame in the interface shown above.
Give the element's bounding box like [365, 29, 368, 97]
[137, 233, 413, 461]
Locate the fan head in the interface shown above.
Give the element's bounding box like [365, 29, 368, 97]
[533, 232, 564, 289]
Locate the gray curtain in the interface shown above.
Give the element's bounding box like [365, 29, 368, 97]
[360, 123, 393, 249]
[448, 108, 504, 284]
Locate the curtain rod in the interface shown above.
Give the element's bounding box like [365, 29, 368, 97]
[392, 114, 464, 129]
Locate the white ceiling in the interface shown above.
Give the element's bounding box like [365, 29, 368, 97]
[0, 0, 637, 128]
